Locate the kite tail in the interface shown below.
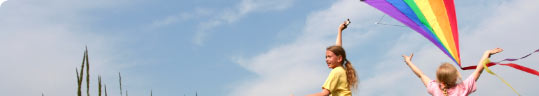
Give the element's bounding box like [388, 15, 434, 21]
[460, 49, 539, 96]
[483, 62, 521, 96]
[498, 49, 539, 62]
[460, 49, 539, 76]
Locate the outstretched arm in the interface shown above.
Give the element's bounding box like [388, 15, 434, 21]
[335, 21, 348, 46]
[402, 53, 432, 87]
[472, 48, 503, 81]
[306, 89, 330, 96]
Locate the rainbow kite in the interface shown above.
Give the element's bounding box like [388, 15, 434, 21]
[362, 0, 461, 66]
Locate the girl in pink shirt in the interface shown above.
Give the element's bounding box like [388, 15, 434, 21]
[402, 48, 503, 96]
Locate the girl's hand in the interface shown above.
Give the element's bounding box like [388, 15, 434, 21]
[401, 53, 431, 87]
[338, 21, 347, 31]
[488, 48, 503, 55]
[402, 53, 414, 63]
[473, 48, 503, 81]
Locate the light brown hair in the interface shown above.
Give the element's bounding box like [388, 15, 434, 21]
[436, 63, 461, 88]
[327, 45, 358, 90]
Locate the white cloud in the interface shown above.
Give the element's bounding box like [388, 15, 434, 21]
[232, 0, 539, 96]
[193, 0, 295, 46]
[149, 8, 214, 29]
[0, 0, 6, 7]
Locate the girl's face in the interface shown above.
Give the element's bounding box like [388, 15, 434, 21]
[326, 50, 342, 69]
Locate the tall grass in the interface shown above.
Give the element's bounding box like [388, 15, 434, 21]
[76, 48, 88, 96]
[76, 68, 81, 96]
[104, 84, 108, 96]
[119, 72, 122, 96]
[86, 46, 90, 96]
[98, 75, 102, 96]
[75, 47, 94, 96]
[73, 47, 163, 96]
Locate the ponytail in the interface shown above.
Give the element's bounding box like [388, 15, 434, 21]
[344, 59, 358, 90]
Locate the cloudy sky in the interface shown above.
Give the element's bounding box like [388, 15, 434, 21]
[1, 0, 538, 96]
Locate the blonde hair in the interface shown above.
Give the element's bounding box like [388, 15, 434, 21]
[436, 63, 461, 88]
[326, 45, 358, 90]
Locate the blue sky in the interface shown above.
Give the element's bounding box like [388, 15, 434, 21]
[1, 0, 539, 96]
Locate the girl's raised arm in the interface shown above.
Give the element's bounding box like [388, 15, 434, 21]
[335, 20, 349, 46]
[402, 53, 432, 87]
[472, 48, 503, 81]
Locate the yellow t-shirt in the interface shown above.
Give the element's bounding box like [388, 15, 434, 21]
[322, 66, 351, 96]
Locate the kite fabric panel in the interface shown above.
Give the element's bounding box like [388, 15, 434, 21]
[362, 0, 461, 66]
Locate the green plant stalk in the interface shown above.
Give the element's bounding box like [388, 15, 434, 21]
[77, 50, 86, 96]
[119, 72, 122, 96]
[76, 68, 81, 96]
[104, 84, 108, 96]
[98, 75, 102, 96]
[86, 47, 90, 96]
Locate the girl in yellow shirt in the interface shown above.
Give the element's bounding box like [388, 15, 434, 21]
[307, 20, 358, 96]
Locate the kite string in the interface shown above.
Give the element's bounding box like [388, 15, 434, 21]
[374, 15, 407, 27]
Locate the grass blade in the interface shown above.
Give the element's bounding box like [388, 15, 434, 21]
[86, 47, 90, 96]
[119, 72, 122, 96]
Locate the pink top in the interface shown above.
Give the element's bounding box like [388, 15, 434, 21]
[427, 75, 477, 96]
